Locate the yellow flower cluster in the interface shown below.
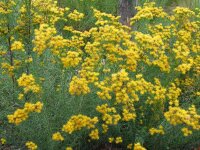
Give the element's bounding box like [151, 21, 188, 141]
[115, 136, 123, 144]
[69, 76, 90, 95]
[52, 132, 64, 141]
[61, 51, 82, 68]
[167, 83, 181, 106]
[62, 115, 98, 134]
[31, 0, 67, 24]
[175, 58, 194, 74]
[49, 35, 70, 55]
[66, 147, 73, 150]
[33, 24, 57, 55]
[131, 2, 168, 25]
[37, 3, 200, 148]
[1, 1, 200, 149]
[102, 124, 108, 133]
[68, 10, 84, 21]
[7, 101, 43, 125]
[127, 142, 146, 150]
[89, 129, 99, 140]
[17, 73, 41, 93]
[134, 143, 147, 150]
[173, 7, 195, 19]
[127, 74, 152, 97]
[149, 125, 165, 135]
[96, 104, 121, 125]
[181, 127, 192, 136]
[1, 62, 14, 77]
[0, 1, 14, 14]
[25, 141, 38, 150]
[18, 93, 24, 100]
[164, 105, 200, 135]
[122, 108, 136, 121]
[96, 69, 131, 104]
[108, 136, 123, 144]
[93, 8, 121, 26]
[0, 138, 6, 145]
[11, 41, 24, 51]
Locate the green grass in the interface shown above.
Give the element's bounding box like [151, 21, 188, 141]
[0, 1, 200, 150]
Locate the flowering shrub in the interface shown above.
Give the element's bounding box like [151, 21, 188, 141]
[0, 0, 200, 150]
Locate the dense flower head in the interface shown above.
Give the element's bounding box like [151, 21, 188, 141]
[62, 115, 98, 134]
[61, 51, 82, 68]
[1, 1, 200, 149]
[25, 141, 37, 150]
[164, 105, 200, 132]
[33, 24, 57, 55]
[66, 147, 73, 150]
[69, 76, 90, 95]
[7, 102, 43, 125]
[1, 62, 14, 77]
[131, 2, 168, 25]
[115, 136, 123, 144]
[127, 142, 147, 150]
[68, 9, 84, 21]
[89, 129, 99, 140]
[173, 7, 195, 19]
[134, 143, 147, 150]
[0, 138, 6, 145]
[11, 41, 24, 51]
[149, 125, 165, 135]
[52, 132, 64, 141]
[17, 73, 41, 93]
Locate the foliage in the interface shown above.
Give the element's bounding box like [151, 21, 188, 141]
[0, 0, 200, 150]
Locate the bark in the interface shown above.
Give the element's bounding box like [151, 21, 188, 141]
[119, 0, 137, 26]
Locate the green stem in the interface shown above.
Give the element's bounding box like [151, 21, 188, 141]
[6, 0, 15, 102]
[25, 0, 32, 74]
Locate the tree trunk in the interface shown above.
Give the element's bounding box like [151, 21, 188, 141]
[119, 0, 137, 26]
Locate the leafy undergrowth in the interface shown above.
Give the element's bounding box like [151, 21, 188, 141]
[0, 1, 200, 150]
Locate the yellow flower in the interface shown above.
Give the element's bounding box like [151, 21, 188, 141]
[108, 137, 114, 143]
[115, 137, 123, 144]
[52, 132, 64, 141]
[61, 51, 82, 68]
[122, 109, 136, 121]
[7, 109, 28, 125]
[89, 129, 99, 140]
[149, 125, 165, 135]
[25, 141, 37, 150]
[66, 147, 73, 150]
[25, 57, 33, 63]
[127, 143, 133, 149]
[11, 41, 24, 51]
[62, 115, 98, 134]
[0, 138, 6, 145]
[17, 73, 41, 93]
[134, 143, 146, 150]
[181, 127, 192, 136]
[7, 102, 43, 125]
[68, 9, 84, 21]
[102, 124, 108, 133]
[69, 76, 90, 95]
[18, 93, 24, 100]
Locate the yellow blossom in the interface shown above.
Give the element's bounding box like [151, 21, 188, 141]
[0, 138, 6, 145]
[18, 93, 24, 100]
[89, 129, 99, 140]
[25, 141, 37, 150]
[52, 132, 64, 141]
[115, 137, 123, 144]
[11, 41, 24, 51]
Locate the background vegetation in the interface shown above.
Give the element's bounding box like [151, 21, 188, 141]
[0, 0, 200, 150]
